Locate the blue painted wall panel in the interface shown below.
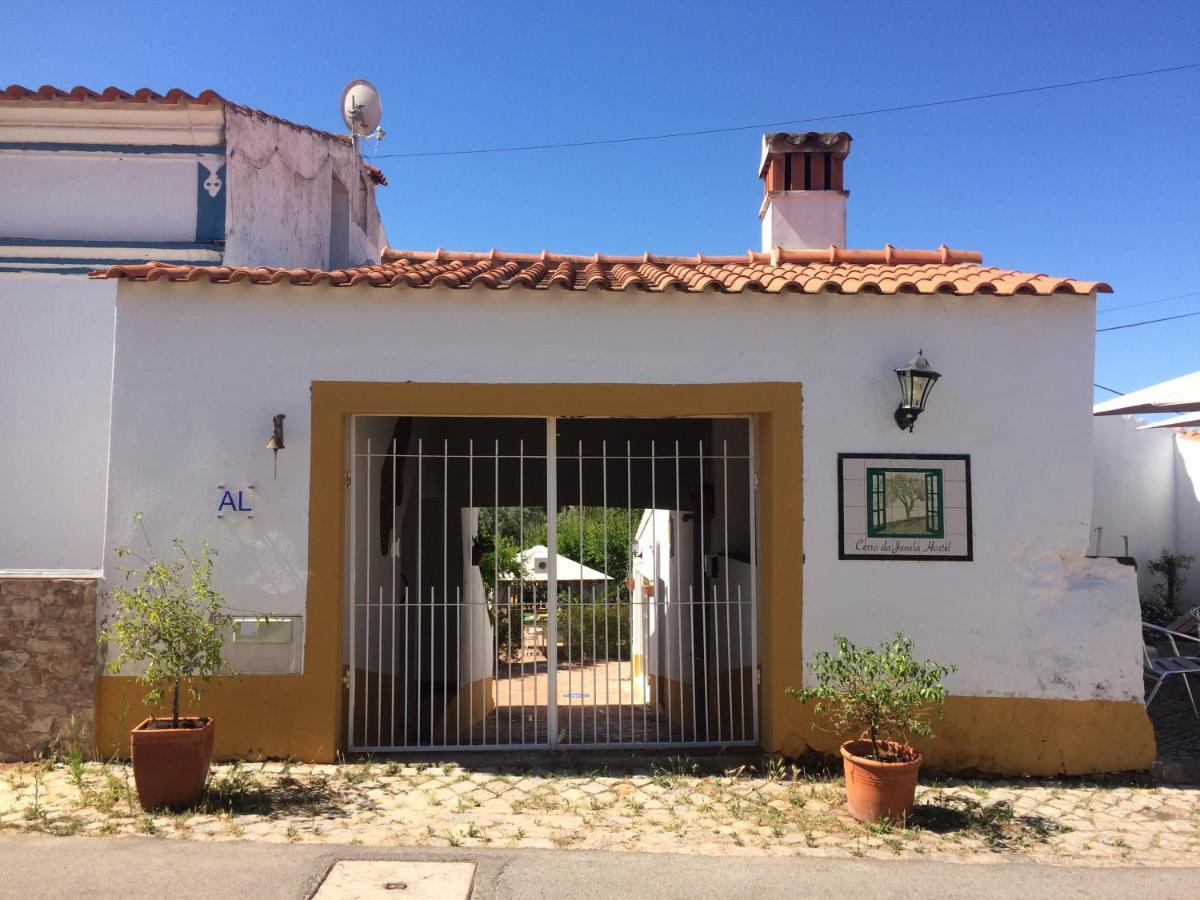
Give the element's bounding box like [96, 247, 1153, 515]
[196, 161, 227, 242]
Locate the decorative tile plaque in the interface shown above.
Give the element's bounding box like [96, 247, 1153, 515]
[838, 453, 972, 561]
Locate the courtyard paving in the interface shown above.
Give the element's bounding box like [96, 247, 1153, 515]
[1, 755, 1197, 867]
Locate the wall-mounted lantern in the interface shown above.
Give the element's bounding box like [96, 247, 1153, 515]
[267, 414, 285, 478]
[893, 351, 940, 432]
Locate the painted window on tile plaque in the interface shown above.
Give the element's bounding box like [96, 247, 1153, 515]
[865, 468, 944, 539]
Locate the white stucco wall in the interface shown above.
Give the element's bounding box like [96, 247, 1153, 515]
[760, 192, 847, 251]
[1172, 435, 1200, 608]
[1091, 416, 1176, 591]
[0, 154, 202, 243]
[1092, 416, 1200, 608]
[0, 274, 115, 570]
[223, 111, 387, 269]
[0, 101, 224, 249]
[102, 281, 1141, 703]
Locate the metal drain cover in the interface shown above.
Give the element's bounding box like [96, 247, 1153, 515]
[314, 861, 476, 899]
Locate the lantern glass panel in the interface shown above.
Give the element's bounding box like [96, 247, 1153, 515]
[911, 373, 932, 407]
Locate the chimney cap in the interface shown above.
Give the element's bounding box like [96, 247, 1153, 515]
[759, 131, 852, 179]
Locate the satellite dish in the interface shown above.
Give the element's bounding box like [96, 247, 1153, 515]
[341, 79, 383, 138]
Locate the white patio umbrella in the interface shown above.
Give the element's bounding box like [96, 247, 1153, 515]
[1093, 370, 1200, 416]
[498, 545, 609, 583]
[1137, 411, 1200, 430]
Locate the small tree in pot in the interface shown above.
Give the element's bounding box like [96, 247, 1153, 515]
[788, 633, 955, 822]
[99, 514, 234, 811]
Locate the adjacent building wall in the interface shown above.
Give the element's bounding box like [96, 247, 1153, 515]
[223, 110, 387, 269]
[0, 274, 115, 570]
[0, 576, 98, 761]
[101, 282, 1139, 718]
[1092, 416, 1200, 608]
[0, 100, 226, 272]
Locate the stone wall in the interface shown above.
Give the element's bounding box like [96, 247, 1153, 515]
[0, 577, 97, 761]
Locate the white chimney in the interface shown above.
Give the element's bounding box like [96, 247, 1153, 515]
[758, 132, 852, 252]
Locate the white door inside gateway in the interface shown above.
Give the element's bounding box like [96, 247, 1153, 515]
[347, 415, 759, 751]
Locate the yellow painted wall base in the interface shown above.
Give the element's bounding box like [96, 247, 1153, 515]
[97, 676, 1154, 776]
[777, 695, 1156, 776]
[95, 675, 336, 762]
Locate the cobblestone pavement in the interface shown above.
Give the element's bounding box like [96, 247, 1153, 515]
[1148, 676, 1200, 781]
[1, 757, 1197, 866]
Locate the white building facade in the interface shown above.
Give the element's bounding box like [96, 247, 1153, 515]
[0, 96, 1154, 773]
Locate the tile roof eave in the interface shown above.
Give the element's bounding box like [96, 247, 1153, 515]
[89, 249, 1112, 297]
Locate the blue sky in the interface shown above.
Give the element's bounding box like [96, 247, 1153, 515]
[4, 1, 1198, 402]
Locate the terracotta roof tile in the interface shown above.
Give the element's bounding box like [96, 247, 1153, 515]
[89, 246, 1111, 296]
[362, 162, 388, 186]
[1, 83, 354, 146]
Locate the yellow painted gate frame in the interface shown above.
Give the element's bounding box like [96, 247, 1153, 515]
[316, 382, 804, 760]
[96, 380, 1154, 773]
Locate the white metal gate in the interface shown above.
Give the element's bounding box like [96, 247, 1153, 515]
[346, 415, 759, 752]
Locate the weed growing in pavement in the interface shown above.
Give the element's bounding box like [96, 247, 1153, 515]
[64, 748, 86, 791]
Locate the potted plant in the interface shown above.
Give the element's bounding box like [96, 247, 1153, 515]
[788, 633, 955, 822]
[99, 514, 234, 811]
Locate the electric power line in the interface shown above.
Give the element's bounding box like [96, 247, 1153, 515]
[1097, 289, 1200, 315]
[1097, 309, 1200, 333]
[364, 62, 1200, 160]
[1094, 383, 1125, 395]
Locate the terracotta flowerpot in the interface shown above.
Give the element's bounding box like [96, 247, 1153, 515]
[840, 739, 922, 822]
[130, 717, 215, 811]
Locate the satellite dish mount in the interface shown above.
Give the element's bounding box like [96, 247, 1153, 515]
[341, 79, 385, 148]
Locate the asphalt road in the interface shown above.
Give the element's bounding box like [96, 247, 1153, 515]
[1, 835, 1196, 899]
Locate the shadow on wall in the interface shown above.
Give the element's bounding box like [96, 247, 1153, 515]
[1172, 433, 1200, 609]
[1091, 418, 1200, 610]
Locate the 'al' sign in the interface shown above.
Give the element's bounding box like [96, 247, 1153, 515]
[216, 485, 254, 518]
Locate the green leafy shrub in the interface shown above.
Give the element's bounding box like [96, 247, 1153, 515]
[1141, 549, 1193, 626]
[99, 514, 235, 727]
[787, 633, 956, 762]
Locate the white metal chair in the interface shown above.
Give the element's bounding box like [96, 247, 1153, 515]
[1143, 622, 1200, 718]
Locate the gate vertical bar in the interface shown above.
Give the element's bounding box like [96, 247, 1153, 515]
[391, 437, 398, 747]
[512, 439, 522, 741]
[365, 438, 373, 748]
[347, 423, 358, 751]
[467, 439, 474, 746]
[545, 417, 559, 749]
[748, 419, 760, 744]
[416, 439, 423, 745]
[428, 584, 435, 745]
[624, 441, 631, 744]
[376, 584, 383, 747]
[650, 439, 659, 744]
[518, 438, 526, 743]
[674, 440, 686, 742]
[443, 439, 449, 747]
[602, 440, 611, 745]
[723, 439, 734, 741]
[698, 439, 709, 743]
[490, 439, 499, 747]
